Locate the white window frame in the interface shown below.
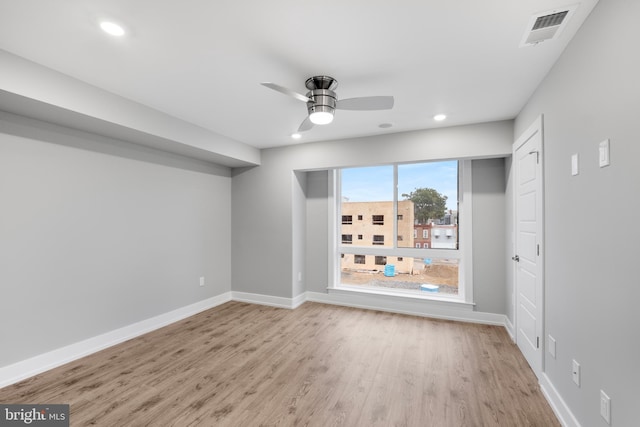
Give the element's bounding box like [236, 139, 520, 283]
[329, 160, 473, 304]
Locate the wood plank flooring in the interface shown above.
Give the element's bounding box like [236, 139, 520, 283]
[0, 301, 560, 426]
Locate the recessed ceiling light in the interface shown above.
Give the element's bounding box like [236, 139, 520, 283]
[291, 133, 302, 140]
[100, 21, 125, 36]
[433, 114, 447, 121]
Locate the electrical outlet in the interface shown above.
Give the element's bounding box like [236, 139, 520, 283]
[548, 335, 556, 358]
[199, 276, 205, 287]
[572, 359, 580, 387]
[600, 390, 611, 424]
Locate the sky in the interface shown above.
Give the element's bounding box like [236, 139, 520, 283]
[341, 161, 458, 210]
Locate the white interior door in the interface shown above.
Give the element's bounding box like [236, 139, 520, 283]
[513, 117, 544, 378]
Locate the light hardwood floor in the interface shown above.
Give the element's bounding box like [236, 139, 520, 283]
[0, 301, 559, 426]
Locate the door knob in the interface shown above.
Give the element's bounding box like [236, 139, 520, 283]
[512, 255, 520, 262]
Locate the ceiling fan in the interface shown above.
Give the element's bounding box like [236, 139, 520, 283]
[261, 76, 394, 132]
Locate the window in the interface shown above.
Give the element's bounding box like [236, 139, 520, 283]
[338, 160, 470, 301]
[342, 215, 353, 225]
[372, 235, 384, 245]
[375, 256, 387, 265]
[342, 234, 352, 244]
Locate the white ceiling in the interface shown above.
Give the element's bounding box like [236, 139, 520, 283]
[0, 0, 598, 150]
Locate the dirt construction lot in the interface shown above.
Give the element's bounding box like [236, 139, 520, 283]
[341, 261, 459, 294]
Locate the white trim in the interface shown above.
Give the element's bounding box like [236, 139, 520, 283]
[306, 290, 508, 327]
[540, 373, 582, 427]
[0, 292, 232, 388]
[460, 159, 473, 303]
[333, 285, 471, 307]
[328, 169, 339, 288]
[504, 315, 516, 341]
[231, 291, 303, 309]
[292, 292, 307, 309]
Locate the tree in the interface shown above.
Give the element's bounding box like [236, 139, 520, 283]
[402, 187, 447, 224]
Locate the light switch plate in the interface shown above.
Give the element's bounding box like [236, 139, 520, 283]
[572, 359, 581, 386]
[600, 390, 611, 424]
[571, 154, 579, 176]
[599, 139, 610, 167]
[548, 335, 556, 358]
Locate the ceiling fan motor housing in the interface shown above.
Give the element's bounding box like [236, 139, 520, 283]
[306, 89, 337, 116]
[306, 76, 338, 118]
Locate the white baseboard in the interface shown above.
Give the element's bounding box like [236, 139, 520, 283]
[292, 292, 307, 309]
[504, 316, 515, 341]
[540, 373, 582, 427]
[231, 290, 509, 329]
[231, 291, 305, 309]
[0, 292, 232, 388]
[306, 290, 509, 327]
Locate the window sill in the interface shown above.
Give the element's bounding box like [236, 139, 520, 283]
[329, 285, 475, 311]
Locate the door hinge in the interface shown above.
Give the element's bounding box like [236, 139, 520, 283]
[536, 337, 540, 349]
[537, 244, 540, 256]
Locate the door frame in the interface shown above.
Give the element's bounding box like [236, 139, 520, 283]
[512, 115, 545, 378]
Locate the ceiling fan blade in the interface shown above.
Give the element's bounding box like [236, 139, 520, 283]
[336, 96, 394, 111]
[298, 116, 314, 132]
[261, 82, 312, 103]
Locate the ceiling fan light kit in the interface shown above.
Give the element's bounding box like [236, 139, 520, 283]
[261, 75, 393, 133]
[309, 110, 334, 125]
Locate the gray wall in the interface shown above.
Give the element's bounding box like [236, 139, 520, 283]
[292, 171, 307, 298]
[515, 0, 639, 425]
[232, 121, 512, 310]
[305, 171, 331, 294]
[471, 158, 506, 315]
[231, 151, 293, 298]
[0, 113, 232, 367]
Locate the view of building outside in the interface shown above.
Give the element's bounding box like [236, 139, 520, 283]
[340, 161, 460, 295]
[340, 200, 414, 273]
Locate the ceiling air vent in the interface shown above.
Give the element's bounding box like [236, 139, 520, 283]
[520, 5, 578, 47]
